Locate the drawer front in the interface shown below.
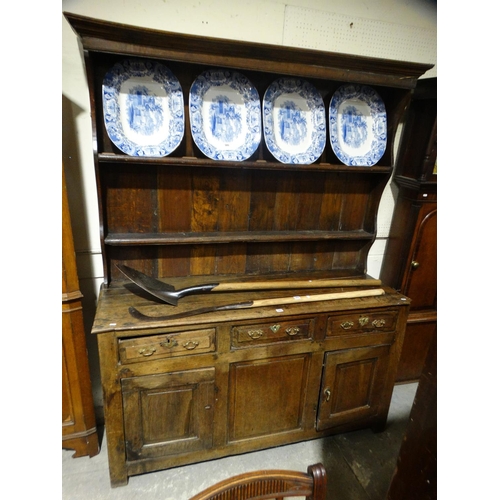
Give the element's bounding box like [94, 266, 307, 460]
[231, 318, 314, 348]
[119, 328, 216, 363]
[327, 309, 398, 337]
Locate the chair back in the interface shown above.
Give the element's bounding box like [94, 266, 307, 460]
[189, 462, 327, 500]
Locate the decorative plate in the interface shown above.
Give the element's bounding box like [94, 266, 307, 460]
[102, 59, 184, 157]
[263, 78, 326, 164]
[189, 70, 261, 161]
[329, 84, 387, 166]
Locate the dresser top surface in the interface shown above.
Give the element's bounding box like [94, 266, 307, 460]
[92, 280, 409, 335]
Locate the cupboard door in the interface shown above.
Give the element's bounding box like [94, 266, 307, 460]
[228, 354, 311, 442]
[122, 368, 215, 460]
[402, 204, 437, 310]
[317, 345, 391, 431]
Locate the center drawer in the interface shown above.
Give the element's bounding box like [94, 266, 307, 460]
[119, 328, 216, 364]
[231, 318, 314, 349]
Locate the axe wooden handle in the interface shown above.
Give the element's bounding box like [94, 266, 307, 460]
[247, 288, 385, 307]
[213, 278, 381, 291]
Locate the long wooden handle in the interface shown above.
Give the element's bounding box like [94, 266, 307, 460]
[213, 278, 381, 291]
[129, 288, 386, 322]
[249, 288, 385, 307]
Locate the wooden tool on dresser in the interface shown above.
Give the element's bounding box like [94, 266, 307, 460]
[117, 264, 383, 306]
[129, 288, 386, 321]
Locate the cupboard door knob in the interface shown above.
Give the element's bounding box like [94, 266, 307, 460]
[138, 347, 156, 357]
[411, 260, 420, 269]
[324, 388, 331, 402]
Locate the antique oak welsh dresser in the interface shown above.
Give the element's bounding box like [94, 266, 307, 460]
[65, 13, 432, 487]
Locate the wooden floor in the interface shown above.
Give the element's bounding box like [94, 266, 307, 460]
[62, 382, 418, 500]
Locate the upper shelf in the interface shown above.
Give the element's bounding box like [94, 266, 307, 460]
[65, 12, 432, 173]
[98, 153, 393, 174]
[64, 12, 432, 90]
[105, 229, 374, 246]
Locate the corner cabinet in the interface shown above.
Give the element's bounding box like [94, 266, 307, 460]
[65, 12, 432, 487]
[380, 77, 437, 382]
[62, 166, 99, 457]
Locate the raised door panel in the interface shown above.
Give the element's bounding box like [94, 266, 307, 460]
[317, 345, 391, 431]
[402, 204, 437, 310]
[122, 368, 215, 460]
[228, 354, 311, 442]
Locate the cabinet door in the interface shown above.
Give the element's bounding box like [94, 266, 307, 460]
[122, 368, 215, 461]
[228, 354, 311, 442]
[402, 204, 437, 310]
[317, 345, 391, 431]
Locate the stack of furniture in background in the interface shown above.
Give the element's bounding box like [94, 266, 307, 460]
[62, 166, 100, 458]
[380, 77, 437, 383]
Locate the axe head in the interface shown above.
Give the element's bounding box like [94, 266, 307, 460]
[116, 264, 179, 305]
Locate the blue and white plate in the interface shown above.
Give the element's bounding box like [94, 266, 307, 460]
[102, 59, 184, 157]
[329, 84, 387, 166]
[263, 78, 326, 164]
[189, 70, 261, 161]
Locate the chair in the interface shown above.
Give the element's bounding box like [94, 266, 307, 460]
[189, 462, 327, 500]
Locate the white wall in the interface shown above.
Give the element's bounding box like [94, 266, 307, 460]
[62, 0, 436, 410]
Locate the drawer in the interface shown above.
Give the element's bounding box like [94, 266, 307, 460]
[231, 318, 314, 348]
[119, 328, 216, 364]
[327, 309, 398, 337]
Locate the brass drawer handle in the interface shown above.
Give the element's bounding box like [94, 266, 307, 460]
[138, 347, 156, 357]
[341, 321, 354, 330]
[182, 340, 200, 350]
[247, 329, 264, 340]
[372, 319, 386, 328]
[160, 338, 179, 348]
[285, 327, 300, 336]
[411, 260, 420, 269]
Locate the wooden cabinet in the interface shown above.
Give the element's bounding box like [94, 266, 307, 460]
[62, 166, 100, 457]
[64, 12, 431, 486]
[380, 77, 437, 383]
